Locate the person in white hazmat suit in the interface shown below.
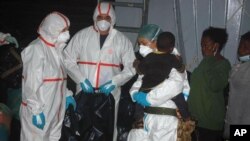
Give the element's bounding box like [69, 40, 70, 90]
[127, 24, 189, 141]
[63, 2, 136, 141]
[20, 11, 76, 141]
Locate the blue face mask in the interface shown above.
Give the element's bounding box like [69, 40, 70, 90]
[239, 55, 250, 62]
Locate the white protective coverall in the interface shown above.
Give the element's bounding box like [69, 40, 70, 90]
[127, 68, 188, 141]
[64, 2, 136, 141]
[20, 12, 72, 141]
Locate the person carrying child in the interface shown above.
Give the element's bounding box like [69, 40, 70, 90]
[127, 24, 192, 141]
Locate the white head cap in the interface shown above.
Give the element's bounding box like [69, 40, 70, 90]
[93, 2, 116, 30]
[37, 11, 70, 44]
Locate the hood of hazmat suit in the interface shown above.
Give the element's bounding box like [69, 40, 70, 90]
[20, 11, 73, 141]
[93, 2, 116, 33]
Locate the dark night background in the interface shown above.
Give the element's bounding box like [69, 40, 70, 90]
[0, 1, 123, 141]
[0, 0, 99, 48]
[0, 1, 96, 140]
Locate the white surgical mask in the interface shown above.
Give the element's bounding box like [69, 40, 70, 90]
[97, 20, 111, 31]
[239, 55, 250, 62]
[57, 31, 70, 43]
[139, 45, 153, 57]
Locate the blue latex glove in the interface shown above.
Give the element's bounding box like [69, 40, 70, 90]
[5, 36, 19, 48]
[99, 80, 116, 96]
[32, 112, 45, 130]
[182, 92, 189, 101]
[132, 91, 144, 102]
[133, 91, 151, 107]
[80, 79, 94, 94]
[66, 96, 76, 110]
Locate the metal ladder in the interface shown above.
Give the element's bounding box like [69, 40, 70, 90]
[98, 0, 150, 33]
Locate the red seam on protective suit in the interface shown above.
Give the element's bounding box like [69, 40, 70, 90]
[96, 63, 101, 88]
[107, 3, 111, 15]
[98, 3, 102, 15]
[77, 61, 120, 67]
[95, 62, 120, 87]
[21, 102, 27, 106]
[78, 61, 97, 65]
[55, 12, 69, 29]
[43, 78, 67, 82]
[100, 62, 120, 67]
[38, 36, 55, 47]
[77, 61, 120, 88]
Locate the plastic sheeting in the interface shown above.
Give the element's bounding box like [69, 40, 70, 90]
[60, 74, 137, 141]
[239, 0, 250, 36]
[60, 92, 115, 141]
[224, 0, 244, 65]
[115, 0, 250, 71]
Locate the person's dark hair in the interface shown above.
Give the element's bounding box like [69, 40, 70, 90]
[241, 31, 250, 42]
[202, 26, 228, 51]
[157, 31, 175, 50]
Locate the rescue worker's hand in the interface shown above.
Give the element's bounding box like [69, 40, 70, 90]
[99, 80, 116, 96]
[32, 112, 45, 130]
[80, 79, 94, 94]
[183, 92, 189, 101]
[5, 36, 19, 48]
[66, 96, 76, 110]
[133, 91, 151, 107]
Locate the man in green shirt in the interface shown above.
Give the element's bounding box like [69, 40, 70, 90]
[188, 27, 231, 141]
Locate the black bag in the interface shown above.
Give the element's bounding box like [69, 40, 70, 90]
[117, 74, 138, 141]
[60, 105, 81, 141]
[74, 92, 115, 141]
